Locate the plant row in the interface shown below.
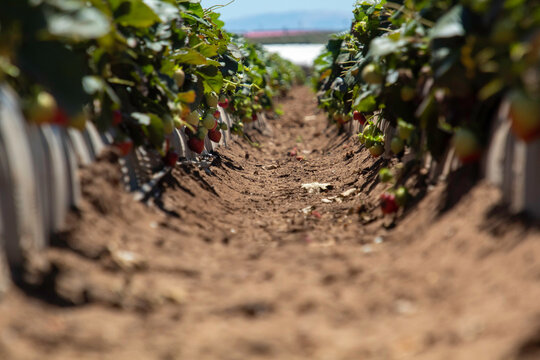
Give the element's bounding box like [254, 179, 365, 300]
[0, 0, 304, 161]
[313, 0, 540, 213]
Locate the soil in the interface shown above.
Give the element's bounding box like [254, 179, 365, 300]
[1, 86, 540, 360]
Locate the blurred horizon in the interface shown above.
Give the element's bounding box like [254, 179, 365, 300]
[201, 0, 355, 32]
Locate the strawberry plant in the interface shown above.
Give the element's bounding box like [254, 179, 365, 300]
[314, 0, 540, 165]
[0, 0, 304, 161]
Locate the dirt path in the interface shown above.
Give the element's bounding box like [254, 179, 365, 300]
[0, 86, 539, 360]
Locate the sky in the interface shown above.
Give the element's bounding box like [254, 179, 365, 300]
[200, 0, 357, 21]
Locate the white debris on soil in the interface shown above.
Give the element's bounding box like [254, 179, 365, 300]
[340, 188, 357, 197]
[301, 182, 333, 193]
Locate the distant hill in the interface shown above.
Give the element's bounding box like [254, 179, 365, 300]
[224, 11, 352, 33]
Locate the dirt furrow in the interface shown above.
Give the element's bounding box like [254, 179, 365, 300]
[0, 86, 539, 360]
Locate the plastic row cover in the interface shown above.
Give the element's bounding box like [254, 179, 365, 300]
[0, 85, 105, 296]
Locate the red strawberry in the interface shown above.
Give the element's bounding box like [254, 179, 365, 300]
[164, 138, 171, 153]
[218, 98, 229, 109]
[380, 192, 399, 214]
[353, 110, 366, 125]
[163, 150, 179, 167]
[289, 147, 298, 157]
[52, 108, 69, 126]
[213, 110, 221, 120]
[188, 137, 205, 154]
[113, 110, 123, 126]
[252, 113, 258, 121]
[115, 140, 133, 156]
[208, 129, 222, 143]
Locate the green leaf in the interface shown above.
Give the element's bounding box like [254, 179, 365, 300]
[355, 94, 377, 112]
[201, 73, 223, 93]
[198, 65, 219, 77]
[198, 43, 219, 58]
[113, 0, 161, 28]
[175, 49, 208, 65]
[142, 113, 165, 148]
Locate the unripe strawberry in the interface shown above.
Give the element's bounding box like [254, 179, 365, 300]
[174, 69, 185, 88]
[507, 89, 540, 142]
[185, 111, 199, 126]
[205, 92, 219, 108]
[452, 128, 481, 163]
[397, 121, 414, 141]
[390, 137, 405, 154]
[400, 86, 416, 102]
[26, 91, 57, 124]
[362, 63, 383, 85]
[369, 143, 384, 157]
[395, 186, 409, 207]
[197, 126, 208, 139]
[202, 113, 216, 129]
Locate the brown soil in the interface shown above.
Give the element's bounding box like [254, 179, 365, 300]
[1, 86, 540, 360]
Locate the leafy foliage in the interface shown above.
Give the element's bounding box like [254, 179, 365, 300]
[313, 0, 540, 160]
[0, 0, 304, 153]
